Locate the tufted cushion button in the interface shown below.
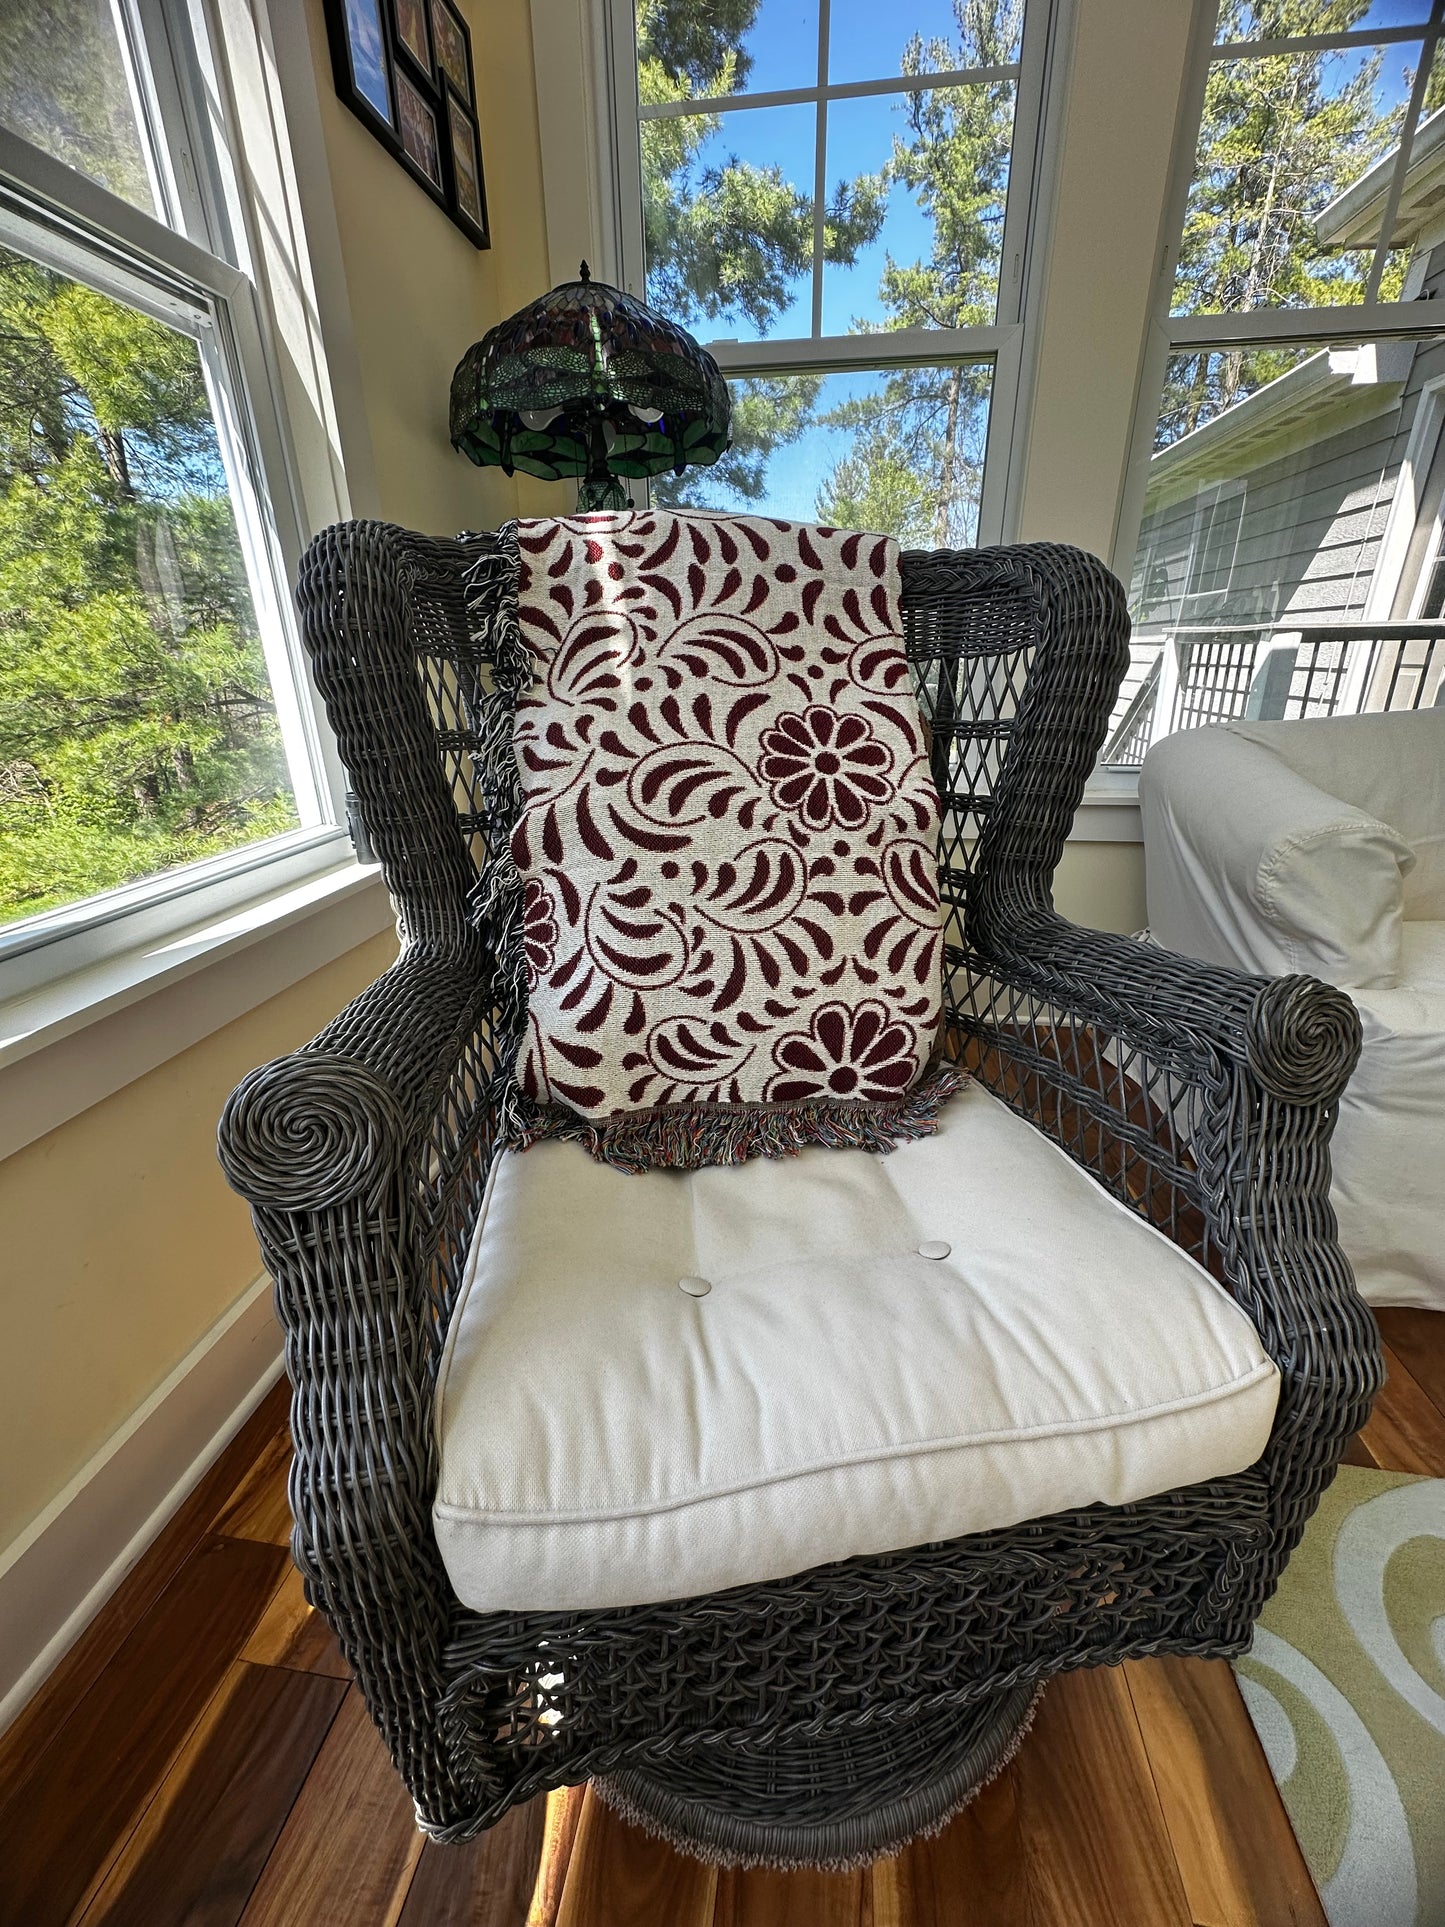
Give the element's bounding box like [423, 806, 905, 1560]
[679, 1276, 712, 1297]
[917, 1240, 951, 1260]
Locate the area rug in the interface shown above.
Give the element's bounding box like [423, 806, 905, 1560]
[1232, 1467, 1445, 1927]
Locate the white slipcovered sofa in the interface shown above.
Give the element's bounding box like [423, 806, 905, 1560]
[1140, 708, 1445, 1311]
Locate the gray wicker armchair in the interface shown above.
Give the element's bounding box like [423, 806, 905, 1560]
[219, 526, 1379, 1867]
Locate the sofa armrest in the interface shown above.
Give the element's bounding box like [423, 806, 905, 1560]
[1139, 724, 1414, 989]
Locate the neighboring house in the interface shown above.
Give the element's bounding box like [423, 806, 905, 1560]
[1108, 114, 1445, 764]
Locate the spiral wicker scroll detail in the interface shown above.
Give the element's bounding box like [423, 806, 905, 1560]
[1244, 976, 1362, 1107]
[218, 1053, 411, 1211]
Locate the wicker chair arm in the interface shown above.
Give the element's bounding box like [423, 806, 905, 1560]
[960, 900, 1380, 1478]
[218, 945, 490, 1215]
[968, 902, 1363, 1108]
[217, 942, 506, 1830]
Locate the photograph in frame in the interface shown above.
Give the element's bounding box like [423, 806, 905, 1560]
[449, 95, 484, 231]
[343, 0, 392, 123]
[431, 0, 470, 100]
[396, 68, 442, 189]
[394, 0, 431, 70]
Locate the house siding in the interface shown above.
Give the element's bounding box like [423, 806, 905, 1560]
[1133, 413, 1403, 631]
[1133, 250, 1445, 635]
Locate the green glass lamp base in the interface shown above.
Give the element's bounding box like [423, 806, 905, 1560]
[576, 471, 629, 512]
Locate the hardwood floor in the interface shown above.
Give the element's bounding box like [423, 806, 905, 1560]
[0, 1307, 1439, 1927]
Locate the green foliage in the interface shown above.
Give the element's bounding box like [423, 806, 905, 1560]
[642, 0, 1423, 533]
[0, 0, 155, 210]
[654, 372, 820, 509]
[0, 245, 296, 925]
[639, 0, 1018, 541]
[1161, 0, 1407, 443]
[815, 0, 1020, 545]
[637, 0, 883, 500]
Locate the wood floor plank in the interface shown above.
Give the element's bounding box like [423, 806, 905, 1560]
[1014, 1667, 1193, 1927]
[238, 1687, 424, 1927]
[241, 1564, 350, 1679]
[1375, 1308, 1445, 1425]
[1124, 1655, 1326, 1927]
[1357, 1341, 1445, 1476]
[75, 1660, 344, 1927]
[713, 1861, 864, 1926]
[553, 1788, 717, 1927]
[0, 1534, 287, 1927]
[397, 1796, 548, 1926]
[0, 1380, 289, 1814]
[530, 1785, 587, 1927]
[209, 1424, 294, 1546]
[864, 1770, 1026, 1927]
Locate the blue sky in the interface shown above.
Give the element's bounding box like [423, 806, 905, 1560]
[722, 364, 991, 533]
[678, 0, 1015, 340]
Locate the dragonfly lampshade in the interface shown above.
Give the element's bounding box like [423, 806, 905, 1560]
[449, 265, 731, 510]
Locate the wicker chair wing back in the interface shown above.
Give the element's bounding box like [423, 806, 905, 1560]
[900, 543, 1132, 934]
[297, 522, 486, 948]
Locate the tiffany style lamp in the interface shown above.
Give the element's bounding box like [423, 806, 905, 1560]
[449, 264, 731, 510]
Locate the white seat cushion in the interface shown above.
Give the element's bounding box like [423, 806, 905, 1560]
[433, 1083, 1279, 1611]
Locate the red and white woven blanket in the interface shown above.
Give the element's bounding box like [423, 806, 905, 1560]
[507, 508, 960, 1170]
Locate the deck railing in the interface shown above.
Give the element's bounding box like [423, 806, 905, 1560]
[1102, 623, 1445, 769]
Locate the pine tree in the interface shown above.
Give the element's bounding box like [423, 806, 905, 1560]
[0, 249, 295, 923]
[815, 0, 1021, 545]
[636, 0, 885, 506]
[1160, 0, 1407, 446]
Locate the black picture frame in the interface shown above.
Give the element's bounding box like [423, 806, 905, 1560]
[323, 0, 489, 250]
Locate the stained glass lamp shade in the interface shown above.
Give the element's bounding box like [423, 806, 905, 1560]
[449, 265, 731, 510]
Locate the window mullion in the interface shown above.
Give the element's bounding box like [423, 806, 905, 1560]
[811, 0, 829, 339]
[0, 124, 246, 302]
[1364, 14, 1442, 304]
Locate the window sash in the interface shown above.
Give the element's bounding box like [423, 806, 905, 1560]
[0, 14, 352, 986]
[1115, 0, 1445, 630]
[598, 0, 1063, 545]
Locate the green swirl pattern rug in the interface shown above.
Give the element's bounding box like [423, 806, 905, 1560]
[1233, 1468, 1445, 1927]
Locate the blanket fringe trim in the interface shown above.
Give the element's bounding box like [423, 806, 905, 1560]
[512, 1062, 969, 1176]
[459, 522, 532, 1146]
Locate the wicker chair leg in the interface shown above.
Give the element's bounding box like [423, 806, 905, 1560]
[594, 1680, 1042, 1871]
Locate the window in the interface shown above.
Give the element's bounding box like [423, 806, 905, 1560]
[602, 0, 1056, 547]
[0, 2, 346, 980]
[1186, 481, 1245, 600]
[1108, 0, 1445, 771]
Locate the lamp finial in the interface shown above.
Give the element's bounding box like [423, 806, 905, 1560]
[579, 260, 591, 282]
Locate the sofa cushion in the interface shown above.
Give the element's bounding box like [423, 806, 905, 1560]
[433, 1082, 1279, 1612]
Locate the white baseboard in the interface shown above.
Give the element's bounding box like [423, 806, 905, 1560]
[0, 1274, 285, 1736]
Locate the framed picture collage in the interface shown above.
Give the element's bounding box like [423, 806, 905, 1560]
[325, 0, 489, 249]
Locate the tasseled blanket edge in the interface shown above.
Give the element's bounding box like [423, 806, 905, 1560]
[512, 1061, 969, 1176]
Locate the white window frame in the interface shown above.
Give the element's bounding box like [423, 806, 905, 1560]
[586, 0, 1071, 546]
[1115, 0, 1445, 638]
[0, 0, 354, 1002]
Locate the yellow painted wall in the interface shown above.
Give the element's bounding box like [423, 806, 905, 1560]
[1053, 840, 1147, 937]
[0, 931, 398, 1548]
[303, 0, 557, 531]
